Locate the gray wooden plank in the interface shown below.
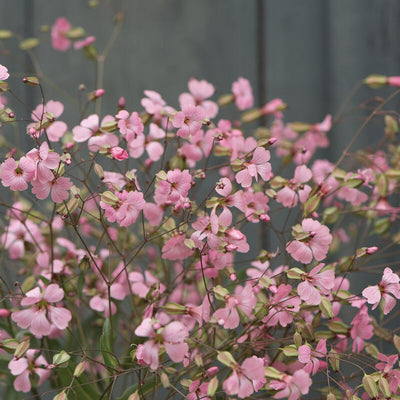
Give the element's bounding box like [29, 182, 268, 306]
[27, 0, 258, 123]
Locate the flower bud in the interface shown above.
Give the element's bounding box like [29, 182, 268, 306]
[362, 374, 379, 398]
[14, 340, 30, 358]
[218, 93, 234, 107]
[241, 108, 262, 123]
[73, 361, 86, 378]
[364, 74, 387, 88]
[23, 76, 40, 87]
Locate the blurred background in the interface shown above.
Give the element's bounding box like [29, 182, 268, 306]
[2, 0, 400, 154]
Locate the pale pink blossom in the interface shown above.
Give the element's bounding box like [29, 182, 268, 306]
[275, 165, 312, 208]
[26, 141, 60, 182]
[172, 104, 205, 138]
[100, 190, 145, 227]
[223, 356, 266, 398]
[298, 339, 327, 375]
[31, 175, 72, 203]
[362, 267, 400, 314]
[1, 219, 44, 259]
[162, 234, 194, 260]
[236, 147, 271, 187]
[8, 349, 50, 392]
[263, 284, 301, 327]
[88, 281, 126, 317]
[187, 380, 210, 400]
[0, 64, 9, 80]
[116, 110, 144, 141]
[350, 305, 373, 353]
[375, 353, 400, 393]
[0, 157, 35, 191]
[30, 100, 68, 142]
[74, 35, 95, 50]
[51, 17, 71, 51]
[297, 263, 335, 305]
[179, 78, 218, 119]
[270, 369, 312, 400]
[12, 284, 72, 338]
[134, 319, 189, 370]
[232, 77, 254, 110]
[213, 284, 256, 329]
[154, 169, 192, 209]
[286, 219, 332, 264]
[73, 114, 118, 151]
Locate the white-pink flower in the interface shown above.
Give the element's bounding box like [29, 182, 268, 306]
[362, 267, 400, 314]
[0, 64, 9, 80]
[8, 349, 50, 392]
[297, 263, 335, 305]
[172, 105, 205, 138]
[286, 219, 332, 264]
[134, 319, 189, 370]
[223, 356, 266, 398]
[232, 77, 254, 110]
[12, 284, 72, 338]
[51, 17, 72, 51]
[235, 147, 271, 188]
[0, 157, 35, 191]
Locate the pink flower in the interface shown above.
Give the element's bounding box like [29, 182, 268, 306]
[30, 100, 68, 142]
[8, 349, 50, 392]
[134, 319, 189, 370]
[286, 219, 332, 264]
[12, 284, 72, 338]
[1, 219, 44, 259]
[235, 147, 271, 187]
[362, 267, 400, 314]
[74, 35, 96, 50]
[350, 305, 373, 353]
[116, 110, 144, 141]
[179, 78, 218, 119]
[172, 104, 205, 138]
[51, 17, 72, 51]
[0, 64, 9, 80]
[31, 175, 72, 203]
[154, 169, 192, 209]
[297, 263, 335, 305]
[275, 165, 312, 208]
[72, 114, 118, 151]
[298, 339, 327, 375]
[232, 77, 254, 110]
[26, 141, 60, 182]
[375, 353, 400, 393]
[387, 76, 400, 87]
[162, 234, 194, 260]
[187, 380, 210, 400]
[270, 369, 312, 400]
[100, 190, 146, 227]
[0, 157, 35, 191]
[263, 284, 301, 327]
[213, 284, 256, 329]
[110, 146, 128, 160]
[223, 356, 266, 398]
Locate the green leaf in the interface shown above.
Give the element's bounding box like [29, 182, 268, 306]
[100, 318, 119, 369]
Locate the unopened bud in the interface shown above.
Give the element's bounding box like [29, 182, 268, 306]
[364, 74, 387, 88]
[73, 361, 86, 378]
[362, 374, 379, 398]
[241, 108, 262, 123]
[218, 93, 234, 107]
[23, 76, 40, 87]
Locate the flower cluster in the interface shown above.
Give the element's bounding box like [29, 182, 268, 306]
[0, 16, 399, 399]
